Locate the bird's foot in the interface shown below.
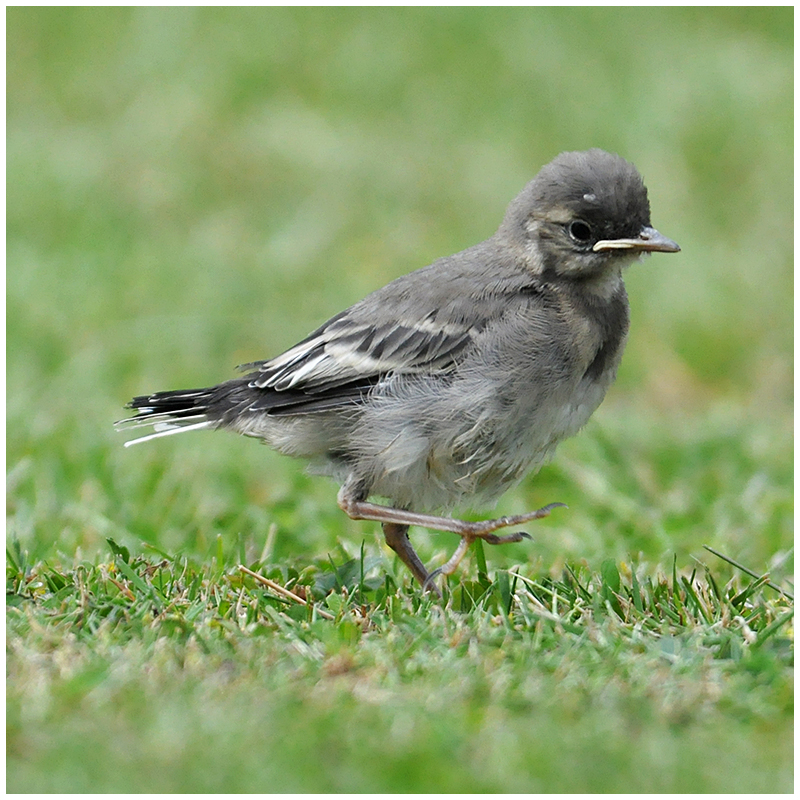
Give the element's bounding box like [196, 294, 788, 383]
[338, 484, 566, 590]
[423, 503, 566, 592]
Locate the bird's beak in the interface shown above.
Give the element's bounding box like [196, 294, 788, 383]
[593, 226, 680, 254]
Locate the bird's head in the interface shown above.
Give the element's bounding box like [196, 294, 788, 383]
[499, 149, 680, 282]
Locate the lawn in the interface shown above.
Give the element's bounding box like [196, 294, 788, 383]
[7, 7, 793, 793]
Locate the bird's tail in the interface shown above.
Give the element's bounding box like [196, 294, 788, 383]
[115, 387, 218, 446]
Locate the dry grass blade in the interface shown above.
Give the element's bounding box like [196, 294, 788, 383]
[238, 565, 336, 620]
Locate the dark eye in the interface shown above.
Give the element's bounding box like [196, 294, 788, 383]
[568, 220, 593, 243]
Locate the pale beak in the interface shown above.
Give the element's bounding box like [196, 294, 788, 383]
[593, 226, 680, 254]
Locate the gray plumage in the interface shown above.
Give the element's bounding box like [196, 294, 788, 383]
[118, 149, 679, 589]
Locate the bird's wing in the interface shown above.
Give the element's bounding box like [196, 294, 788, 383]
[248, 302, 482, 395]
[244, 253, 524, 400]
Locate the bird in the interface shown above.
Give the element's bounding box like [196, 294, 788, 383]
[117, 148, 680, 593]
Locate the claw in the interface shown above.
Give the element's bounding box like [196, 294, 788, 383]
[482, 530, 533, 546]
[422, 568, 444, 594]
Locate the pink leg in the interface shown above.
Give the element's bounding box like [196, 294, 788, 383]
[337, 483, 566, 587]
[381, 522, 440, 596]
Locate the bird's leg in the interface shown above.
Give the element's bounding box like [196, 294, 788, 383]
[381, 522, 440, 597]
[337, 483, 564, 539]
[422, 531, 536, 592]
[422, 537, 473, 591]
[337, 482, 565, 583]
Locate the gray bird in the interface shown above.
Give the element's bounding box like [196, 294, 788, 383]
[117, 149, 679, 591]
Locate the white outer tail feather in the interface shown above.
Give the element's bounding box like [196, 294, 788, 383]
[122, 420, 214, 447]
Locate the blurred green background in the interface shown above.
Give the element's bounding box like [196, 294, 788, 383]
[7, 8, 793, 792]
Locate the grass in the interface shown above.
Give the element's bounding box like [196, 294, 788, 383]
[7, 536, 793, 793]
[7, 7, 793, 793]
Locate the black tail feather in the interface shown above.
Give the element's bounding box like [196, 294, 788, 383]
[127, 387, 214, 417]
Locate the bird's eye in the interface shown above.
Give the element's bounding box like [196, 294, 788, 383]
[568, 220, 593, 243]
